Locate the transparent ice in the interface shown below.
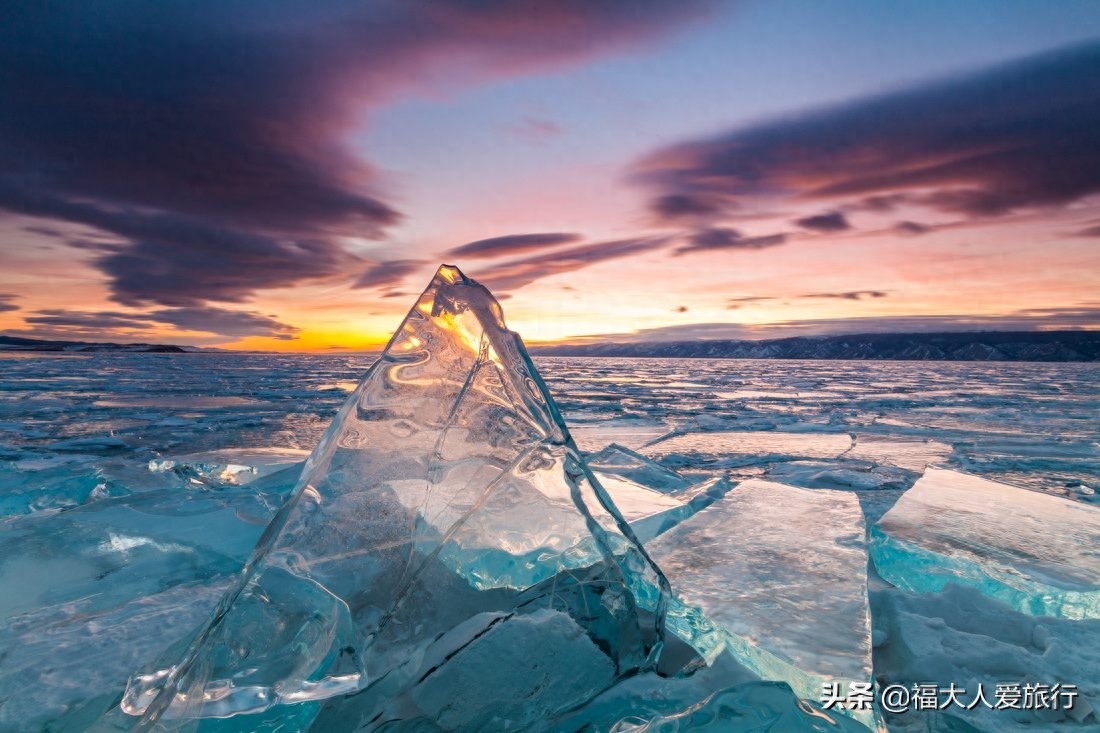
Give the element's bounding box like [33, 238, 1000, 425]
[871, 467, 1100, 619]
[646, 431, 854, 467]
[148, 447, 309, 487]
[1, 299, 1098, 732]
[645, 480, 879, 729]
[589, 443, 695, 494]
[121, 265, 669, 729]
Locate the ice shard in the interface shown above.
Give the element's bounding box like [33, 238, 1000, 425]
[0, 482, 278, 731]
[589, 443, 694, 495]
[871, 467, 1100, 619]
[585, 444, 733, 542]
[122, 265, 668, 728]
[645, 480, 879, 728]
[148, 447, 310, 487]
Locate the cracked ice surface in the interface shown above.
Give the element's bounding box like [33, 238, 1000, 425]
[871, 468, 1100, 619]
[567, 422, 672, 453]
[2, 295, 1098, 731]
[646, 431, 854, 466]
[646, 479, 877, 727]
[844, 435, 953, 473]
[121, 266, 667, 728]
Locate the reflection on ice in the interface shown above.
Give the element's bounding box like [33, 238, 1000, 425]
[871, 468, 1100, 619]
[568, 422, 672, 452]
[845, 434, 953, 472]
[646, 480, 879, 728]
[647, 431, 853, 464]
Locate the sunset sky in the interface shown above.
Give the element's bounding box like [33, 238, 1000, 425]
[1, 1, 1099, 351]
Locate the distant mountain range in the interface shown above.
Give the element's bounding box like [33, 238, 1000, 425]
[4, 330, 1098, 360]
[0, 335, 186, 353]
[532, 330, 1100, 362]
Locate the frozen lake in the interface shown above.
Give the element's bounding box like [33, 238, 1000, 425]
[2, 354, 1097, 508]
[1, 353, 1097, 732]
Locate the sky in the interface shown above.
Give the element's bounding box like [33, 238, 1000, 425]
[1, 0, 1099, 351]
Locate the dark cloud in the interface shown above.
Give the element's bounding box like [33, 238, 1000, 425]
[801, 290, 887, 300]
[675, 227, 787, 255]
[447, 232, 582, 259]
[149, 307, 300, 340]
[675, 306, 689, 313]
[24, 310, 154, 331]
[794, 212, 850, 233]
[725, 291, 886, 308]
[566, 306, 1100, 343]
[1, 165, 360, 307]
[649, 194, 727, 222]
[353, 260, 425, 290]
[634, 42, 1100, 222]
[0, 1, 714, 304]
[0, 294, 20, 313]
[895, 221, 933, 236]
[20, 306, 298, 341]
[21, 225, 66, 239]
[727, 295, 776, 309]
[849, 194, 911, 213]
[1074, 225, 1100, 238]
[474, 236, 671, 292]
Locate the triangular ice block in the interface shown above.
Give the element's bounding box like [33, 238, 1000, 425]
[122, 265, 668, 727]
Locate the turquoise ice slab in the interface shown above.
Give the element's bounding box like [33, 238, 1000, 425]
[123, 265, 668, 729]
[552, 657, 873, 733]
[644, 479, 880, 730]
[870, 467, 1100, 619]
[0, 484, 275, 731]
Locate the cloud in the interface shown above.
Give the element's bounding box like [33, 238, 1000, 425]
[648, 193, 727, 221]
[1075, 225, 1100, 238]
[18, 306, 299, 342]
[473, 236, 672, 292]
[794, 212, 849, 233]
[0, 2, 714, 305]
[895, 221, 933, 236]
[148, 307, 300, 340]
[848, 194, 911, 213]
[560, 306, 1100, 343]
[353, 260, 425, 290]
[726, 291, 886, 307]
[675, 227, 787, 254]
[0, 294, 18, 313]
[801, 290, 887, 300]
[447, 232, 582, 259]
[633, 42, 1100, 222]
